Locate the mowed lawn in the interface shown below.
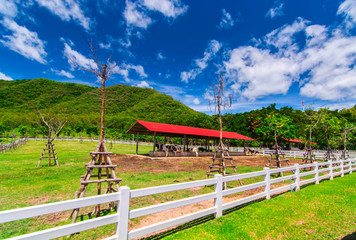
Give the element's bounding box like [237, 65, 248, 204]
[0, 140, 355, 239]
[162, 173, 356, 240]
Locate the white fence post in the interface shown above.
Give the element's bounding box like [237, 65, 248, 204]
[350, 159, 353, 174]
[117, 186, 130, 240]
[294, 151, 296, 159]
[329, 161, 334, 180]
[341, 160, 344, 177]
[264, 167, 271, 199]
[314, 162, 319, 184]
[214, 174, 223, 218]
[263, 150, 265, 156]
[294, 164, 300, 191]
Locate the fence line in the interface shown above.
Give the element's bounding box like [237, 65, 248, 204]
[1, 159, 355, 240]
[0, 138, 28, 153]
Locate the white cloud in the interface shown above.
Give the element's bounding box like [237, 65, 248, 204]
[124, 0, 152, 29]
[299, 36, 356, 100]
[141, 0, 188, 18]
[264, 17, 308, 50]
[157, 51, 165, 60]
[0, 0, 18, 18]
[0, 18, 47, 64]
[118, 64, 148, 82]
[0, 72, 13, 80]
[50, 68, 74, 78]
[193, 98, 200, 105]
[266, 0, 285, 19]
[63, 43, 97, 70]
[224, 11, 356, 102]
[181, 40, 222, 83]
[99, 42, 111, 49]
[225, 46, 299, 100]
[35, 0, 91, 30]
[337, 0, 356, 24]
[137, 80, 151, 88]
[218, 9, 235, 29]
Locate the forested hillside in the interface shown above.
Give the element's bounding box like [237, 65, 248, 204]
[0, 79, 355, 149]
[0, 79, 216, 139]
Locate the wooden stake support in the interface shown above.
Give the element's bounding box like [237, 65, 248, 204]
[37, 140, 59, 168]
[70, 141, 121, 224]
[207, 148, 241, 188]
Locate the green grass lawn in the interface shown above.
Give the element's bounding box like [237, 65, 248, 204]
[0, 140, 354, 239]
[160, 173, 356, 240]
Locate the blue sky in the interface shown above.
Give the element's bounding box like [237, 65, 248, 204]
[0, 0, 355, 113]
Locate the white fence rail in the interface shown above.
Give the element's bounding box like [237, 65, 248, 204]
[1, 159, 355, 240]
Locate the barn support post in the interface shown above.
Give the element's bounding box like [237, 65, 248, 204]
[208, 138, 210, 151]
[136, 132, 139, 155]
[164, 136, 167, 144]
[183, 134, 187, 152]
[153, 132, 156, 152]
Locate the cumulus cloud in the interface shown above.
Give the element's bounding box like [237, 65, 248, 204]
[193, 98, 200, 105]
[137, 80, 151, 88]
[0, 72, 13, 80]
[266, 0, 285, 19]
[337, 0, 356, 24]
[181, 40, 222, 83]
[0, 0, 18, 18]
[50, 68, 74, 78]
[124, 0, 152, 29]
[118, 64, 148, 82]
[225, 8, 356, 102]
[157, 51, 165, 60]
[35, 0, 91, 30]
[218, 9, 235, 29]
[0, 18, 47, 64]
[63, 43, 97, 70]
[141, 0, 188, 18]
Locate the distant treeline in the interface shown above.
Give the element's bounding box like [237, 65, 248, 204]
[0, 79, 355, 149]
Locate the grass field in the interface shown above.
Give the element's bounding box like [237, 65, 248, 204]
[161, 174, 356, 240]
[0, 140, 355, 239]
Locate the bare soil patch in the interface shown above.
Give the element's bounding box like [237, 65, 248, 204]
[111, 154, 303, 172]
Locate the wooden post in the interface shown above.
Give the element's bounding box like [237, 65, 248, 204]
[136, 132, 139, 155]
[153, 132, 156, 152]
[164, 136, 167, 144]
[183, 134, 186, 152]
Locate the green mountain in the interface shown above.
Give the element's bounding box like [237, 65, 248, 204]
[0, 79, 216, 137]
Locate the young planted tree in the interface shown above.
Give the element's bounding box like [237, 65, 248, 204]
[36, 110, 66, 168]
[339, 119, 355, 159]
[67, 41, 124, 222]
[256, 113, 296, 169]
[302, 108, 323, 163]
[319, 109, 341, 161]
[206, 74, 239, 187]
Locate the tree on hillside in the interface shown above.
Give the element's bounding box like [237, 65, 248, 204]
[66, 40, 124, 223]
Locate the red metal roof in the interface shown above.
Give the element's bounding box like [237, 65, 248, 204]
[127, 120, 254, 141]
[284, 138, 316, 144]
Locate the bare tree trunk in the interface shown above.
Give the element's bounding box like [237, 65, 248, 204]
[217, 96, 223, 148]
[99, 65, 107, 144]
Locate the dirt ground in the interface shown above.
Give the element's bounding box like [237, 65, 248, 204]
[111, 154, 303, 172]
[109, 154, 302, 239]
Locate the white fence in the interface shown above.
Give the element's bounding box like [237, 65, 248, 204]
[1, 159, 355, 240]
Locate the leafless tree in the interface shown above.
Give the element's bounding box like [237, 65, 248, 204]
[66, 40, 123, 144]
[209, 73, 232, 150]
[37, 109, 66, 143]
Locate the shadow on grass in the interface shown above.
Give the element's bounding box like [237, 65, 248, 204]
[342, 231, 356, 240]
